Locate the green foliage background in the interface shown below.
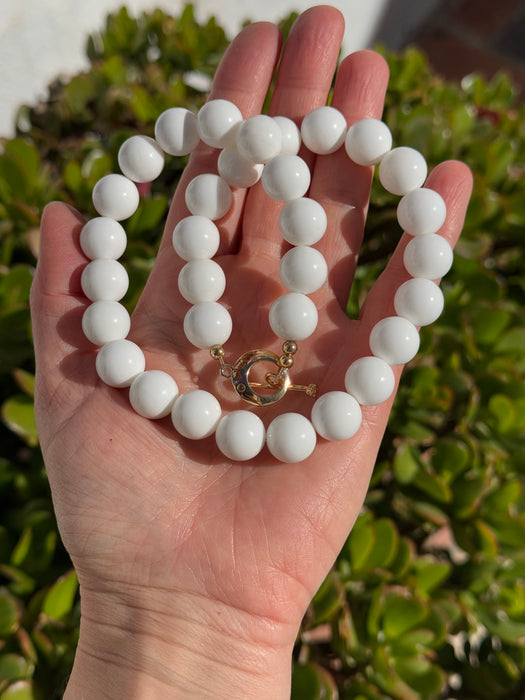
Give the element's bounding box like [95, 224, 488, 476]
[0, 5, 524, 699]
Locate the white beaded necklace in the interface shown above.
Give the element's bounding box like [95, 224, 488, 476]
[79, 99, 453, 464]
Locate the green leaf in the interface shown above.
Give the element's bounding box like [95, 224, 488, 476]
[432, 438, 470, 482]
[494, 327, 525, 354]
[363, 519, 399, 570]
[0, 680, 36, 700]
[12, 369, 35, 398]
[412, 558, 451, 594]
[42, 569, 78, 621]
[0, 588, 20, 637]
[291, 662, 337, 700]
[488, 393, 516, 433]
[1, 394, 38, 447]
[394, 656, 445, 696]
[0, 655, 33, 683]
[393, 444, 420, 484]
[383, 594, 428, 639]
[348, 520, 375, 571]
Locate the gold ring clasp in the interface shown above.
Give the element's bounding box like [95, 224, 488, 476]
[210, 345, 317, 407]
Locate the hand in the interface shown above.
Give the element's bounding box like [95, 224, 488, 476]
[31, 6, 473, 699]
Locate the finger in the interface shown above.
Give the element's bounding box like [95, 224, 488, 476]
[240, 6, 345, 259]
[134, 21, 283, 327]
[30, 202, 95, 407]
[359, 160, 474, 336]
[310, 50, 390, 311]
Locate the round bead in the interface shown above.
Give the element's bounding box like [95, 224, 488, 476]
[403, 234, 453, 280]
[92, 174, 140, 221]
[81, 259, 129, 301]
[185, 174, 232, 220]
[95, 339, 145, 388]
[344, 118, 392, 166]
[279, 198, 327, 246]
[378, 147, 428, 196]
[154, 107, 200, 156]
[394, 278, 445, 326]
[266, 413, 316, 463]
[261, 154, 311, 203]
[172, 216, 220, 261]
[129, 370, 179, 419]
[369, 316, 420, 365]
[397, 188, 447, 236]
[215, 411, 266, 461]
[301, 106, 347, 155]
[344, 356, 396, 406]
[279, 246, 328, 293]
[183, 302, 232, 349]
[82, 300, 131, 346]
[311, 391, 362, 441]
[269, 293, 318, 340]
[117, 135, 164, 183]
[171, 389, 221, 439]
[273, 116, 301, 155]
[178, 259, 226, 303]
[218, 147, 263, 188]
[236, 115, 283, 164]
[80, 217, 127, 260]
[197, 99, 243, 148]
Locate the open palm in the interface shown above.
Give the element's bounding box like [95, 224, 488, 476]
[31, 7, 473, 698]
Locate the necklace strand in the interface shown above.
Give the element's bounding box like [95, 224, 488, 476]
[79, 100, 453, 463]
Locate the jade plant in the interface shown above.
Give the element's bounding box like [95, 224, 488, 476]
[0, 5, 524, 699]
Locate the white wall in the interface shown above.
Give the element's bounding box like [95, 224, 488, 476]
[0, 0, 398, 136]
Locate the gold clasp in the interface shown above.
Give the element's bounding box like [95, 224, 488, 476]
[210, 345, 317, 407]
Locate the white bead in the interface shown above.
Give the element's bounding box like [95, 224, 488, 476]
[178, 259, 226, 303]
[301, 106, 347, 155]
[215, 411, 266, 461]
[171, 390, 221, 439]
[369, 316, 420, 365]
[403, 234, 453, 280]
[185, 174, 232, 220]
[311, 391, 362, 441]
[81, 259, 129, 301]
[344, 356, 396, 406]
[154, 107, 200, 156]
[95, 339, 145, 388]
[183, 302, 232, 349]
[378, 147, 428, 196]
[129, 370, 179, 419]
[269, 293, 318, 340]
[92, 174, 140, 221]
[236, 115, 282, 164]
[266, 413, 316, 463]
[82, 300, 130, 346]
[80, 217, 127, 260]
[261, 154, 310, 203]
[279, 246, 327, 294]
[172, 216, 220, 261]
[394, 278, 444, 326]
[197, 99, 243, 148]
[279, 198, 327, 246]
[117, 135, 164, 183]
[397, 188, 447, 236]
[218, 147, 263, 188]
[273, 116, 301, 155]
[344, 118, 392, 166]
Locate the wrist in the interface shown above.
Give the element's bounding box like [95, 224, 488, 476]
[64, 582, 297, 699]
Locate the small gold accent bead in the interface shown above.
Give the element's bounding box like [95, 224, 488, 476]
[237, 383, 246, 393]
[282, 340, 297, 355]
[279, 355, 294, 368]
[210, 345, 225, 359]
